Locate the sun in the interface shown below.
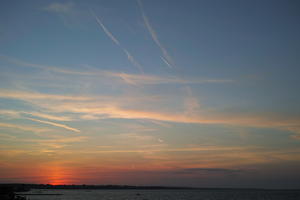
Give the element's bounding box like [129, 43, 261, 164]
[47, 165, 71, 185]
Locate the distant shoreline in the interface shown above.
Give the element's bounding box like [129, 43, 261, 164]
[1, 183, 300, 191]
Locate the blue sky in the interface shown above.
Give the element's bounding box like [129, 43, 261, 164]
[0, 0, 300, 188]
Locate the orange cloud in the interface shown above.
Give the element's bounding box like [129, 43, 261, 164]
[1, 89, 299, 138]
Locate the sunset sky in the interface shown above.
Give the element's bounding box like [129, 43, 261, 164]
[0, 0, 300, 188]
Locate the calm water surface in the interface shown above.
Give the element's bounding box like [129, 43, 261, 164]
[20, 189, 300, 200]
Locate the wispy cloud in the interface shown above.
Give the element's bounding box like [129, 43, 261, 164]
[0, 134, 87, 151]
[91, 11, 120, 46]
[1, 110, 77, 133]
[0, 110, 21, 119]
[122, 49, 143, 73]
[0, 54, 298, 138]
[25, 118, 80, 133]
[172, 167, 244, 175]
[0, 89, 91, 101]
[77, 145, 253, 154]
[160, 56, 173, 69]
[23, 112, 73, 122]
[44, 2, 74, 15]
[0, 54, 95, 76]
[113, 133, 157, 142]
[1, 89, 299, 138]
[0, 54, 232, 85]
[112, 72, 233, 85]
[137, 0, 175, 69]
[43, 2, 79, 27]
[0, 122, 51, 133]
[90, 10, 143, 73]
[183, 86, 200, 115]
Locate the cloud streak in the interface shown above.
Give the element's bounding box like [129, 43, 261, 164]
[44, 2, 74, 14]
[0, 122, 50, 133]
[0, 52, 297, 139]
[0, 54, 232, 85]
[25, 118, 80, 133]
[0, 89, 91, 101]
[91, 11, 120, 46]
[138, 0, 175, 68]
[172, 167, 244, 175]
[1, 89, 299, 138]
[0, 54, 95, 76]
[23, 112, 73, 122]
[90, 10, 143, 73]
[113, 72, 233, 85]
[89, 146, 248, 154]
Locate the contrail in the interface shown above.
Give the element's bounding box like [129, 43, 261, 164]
[90, 10, 143, 73]
[26, 117, 80, 133]
[123, 48, 143, 73]
[160, 56, 172, 69]
[137, 0, 175, 69]
[91, 10, 120, 46]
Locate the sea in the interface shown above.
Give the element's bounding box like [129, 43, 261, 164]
[18, 188, 300, 200]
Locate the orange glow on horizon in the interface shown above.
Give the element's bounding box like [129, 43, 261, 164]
[46, 165, 73, 185]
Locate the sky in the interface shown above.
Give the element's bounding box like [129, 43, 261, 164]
[0, 0, 300, 189]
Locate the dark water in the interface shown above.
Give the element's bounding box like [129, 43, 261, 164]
[19, 189, 300, 200]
